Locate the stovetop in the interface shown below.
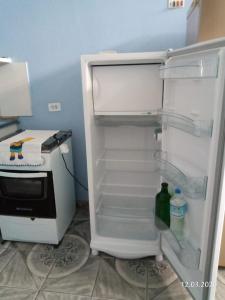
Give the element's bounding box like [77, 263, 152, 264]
[0, 130, 72, 153]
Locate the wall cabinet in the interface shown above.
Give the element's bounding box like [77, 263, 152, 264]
[186, 0, 225, 45]
[0, 58, 32, 117]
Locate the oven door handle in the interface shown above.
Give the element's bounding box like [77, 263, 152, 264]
[0, 171, 48, 178]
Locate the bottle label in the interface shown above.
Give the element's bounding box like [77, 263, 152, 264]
[170, 203, 187, 217]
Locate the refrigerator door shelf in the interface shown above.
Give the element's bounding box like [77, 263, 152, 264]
[161, 225, 201, 270]
[160, 51, 219, 79]
[154, 150, 208, 199]
[159, 110, 213, 137]
[161, 236, 203, 300]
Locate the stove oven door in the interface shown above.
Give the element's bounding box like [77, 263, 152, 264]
[0, 170, 56, 218]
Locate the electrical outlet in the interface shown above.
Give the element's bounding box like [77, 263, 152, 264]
[48, 102, 61, 112]
[168, 0, 185, 8]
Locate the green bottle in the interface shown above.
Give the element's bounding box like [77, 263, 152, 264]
[155, 182, 171, 230]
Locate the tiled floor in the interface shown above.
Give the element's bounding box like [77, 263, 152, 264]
[0, 207, 224, 300]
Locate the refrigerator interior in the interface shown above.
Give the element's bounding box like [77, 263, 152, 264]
[92, 106, 212, 270]
[93, 116, 161, 242]
[90, 56, 215, 261]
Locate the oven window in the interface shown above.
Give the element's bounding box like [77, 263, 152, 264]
[0, 178, 44, 199]
[0, 171, 55, 218]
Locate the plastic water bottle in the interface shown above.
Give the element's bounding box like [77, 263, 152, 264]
[170, 188, 187, 241]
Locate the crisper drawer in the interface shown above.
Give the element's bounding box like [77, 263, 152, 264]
[96, 214, 159, 241]
[92, 64, 163, 114]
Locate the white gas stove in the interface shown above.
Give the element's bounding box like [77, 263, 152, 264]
[0, 127, 76, 244]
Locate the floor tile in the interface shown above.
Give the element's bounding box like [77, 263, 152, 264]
[37, 291, 91, 300]
[0, 287, 37, 300]
[99, 251, 115, 259]
[0, 208, 202, 300]
[92, 257, 145, 300]
[67, 220, 91, 243]
[0, 243, 17, 272]
[0, 240, 12, 249]
[218, 267, 225, 285]
[0, 248, 54, 290]
[45, 235, 90, 279]
[144, 257, 179, 299]
[75, 206, 90, 221]
[92, 298, 120, 300]
[12, 241, 39, 255]
[92, 298, 118, 300]
[216, 279, 225, 300]
[42, 256, 99, 297]
[152, 279, 192, 300]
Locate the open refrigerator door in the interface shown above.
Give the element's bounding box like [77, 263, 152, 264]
[159, 47, 225, 300]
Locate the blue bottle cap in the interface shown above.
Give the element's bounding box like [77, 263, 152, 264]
[175, 188, 181, 194]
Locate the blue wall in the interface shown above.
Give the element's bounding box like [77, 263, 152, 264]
[0, 0, 191, 200]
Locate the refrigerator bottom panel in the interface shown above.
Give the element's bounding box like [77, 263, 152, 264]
[91, 236, 161, 259]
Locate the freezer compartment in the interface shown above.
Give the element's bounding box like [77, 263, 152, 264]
[160, 50, 219, 79]
[154, 150, 208, 199]
[92, 64, 163, 114]
[96, 214, 159, 241]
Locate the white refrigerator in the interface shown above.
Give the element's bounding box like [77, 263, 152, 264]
[81, 38, 225, 300]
